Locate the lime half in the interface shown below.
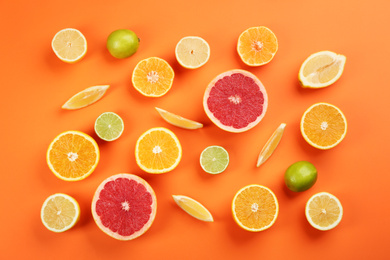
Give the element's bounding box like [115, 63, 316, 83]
[200, 146, 229, 174]
[94, 112, 124, 141]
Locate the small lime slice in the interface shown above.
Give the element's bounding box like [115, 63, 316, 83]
[94, 112, 124, 141]
[200, 146, 229, 174]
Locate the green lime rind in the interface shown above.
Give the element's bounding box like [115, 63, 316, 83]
[94, 112, 124, 141]
[200, 145, 229, 174]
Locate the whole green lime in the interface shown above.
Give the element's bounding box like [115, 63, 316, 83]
[106, 29, 139, 59]
[284, 161, 317, 192]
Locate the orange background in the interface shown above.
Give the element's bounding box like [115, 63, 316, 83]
[1, 0, 389, 259]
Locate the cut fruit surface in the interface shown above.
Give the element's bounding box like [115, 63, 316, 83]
[41, 193, 80, 232]
[237, 26, 278, 66]
[155, 107, 203, 130]
[257, 123, 286, 167]
[300, 102, 347, 149]
[62, 85, 110, 110]
[203, 69, 268, 133]
[94, 112, 124, 141]
[172, 195, 213, 222]
[91, 173, 157, 240]
[200, 145, 229, 174]
[175, 36, 210, 69]
[299, 51, 346, 88]
[305, 192, 343, 231]
[135, 127, 182, 174]
[46, 130, 100, 181]
[232, 184, 278, 232]
[51, 28, 87, 63]
[132, 57, 174, 97]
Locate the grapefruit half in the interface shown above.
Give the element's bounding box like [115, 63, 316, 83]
[203, 69, 268, 133]
[91, 173, 157, 241]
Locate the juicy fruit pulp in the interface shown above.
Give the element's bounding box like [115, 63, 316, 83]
[172, 195, 214, 222]
[155, 107, 203, 129]
[106, 29, 139, 59]
[41, 193, 80, 232]
[51, 28, 87, 63]
[305, 192, 343, 231]
[46, 131, 100, 181]
[200, 145, 229, 174]
[203, 69, 268, 133]
[94, 112, 124, 141]
[175, 36, 210, 69]
[232, 184, 278, 232]
[284, 161, 317, 192]
[62, 85, 110, 110]
[257, 123, 286, 167]
[91, 174, 157, 240]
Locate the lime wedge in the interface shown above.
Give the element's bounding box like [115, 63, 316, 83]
[94, 112, 124, 141]
[200, 146, 229, 174]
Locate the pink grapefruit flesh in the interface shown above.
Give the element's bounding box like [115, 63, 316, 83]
[203, 69, 268, 133]
[91, 173, 157, 241]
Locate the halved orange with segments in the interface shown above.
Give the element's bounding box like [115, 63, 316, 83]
[237, 26, 278, 66]
[46, 130, 100, 181]
[132, 57, 174, 97]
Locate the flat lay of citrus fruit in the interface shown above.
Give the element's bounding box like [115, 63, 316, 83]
[46, 130, 100, 181]
[172, 195, 214, 222]
[203, 69, 268, 133]
[135, 127, 182, 174]
[41, 193, 80, 233]
[62, 85, 110, 110]
[91, 173, 157, 240]
[300, 102, 347, 149]
[51, 28, 87, 63]
[175, 36, 210, 69]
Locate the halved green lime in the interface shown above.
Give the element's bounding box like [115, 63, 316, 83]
[94, 112, 124, 141]
[200, 146, 229, 174]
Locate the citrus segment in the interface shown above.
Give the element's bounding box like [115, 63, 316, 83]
[135, 127, 182, 174]
[200, 145, 229, 174]
[62, 85, 110, 110]
[132, 57, 174, 97]
[175, 36, 210, 69]
[305, 192, 343, 231]
[94, 112, 124, 141]
[46, 130, 100, 181]
[155, 107, 203, 130]
[41, 193, 80, 232]
[232, 184, 278, 232]
[91, 174, 157, 240]
[300, 102, 347, 149]
[172, 195, 214, 222]
[299, 51, 346, 88]
[203, 69, 268, 133]
[51, 28, 87, 63]
[237, 26, 278, 66]
[257, 123, 286, 167]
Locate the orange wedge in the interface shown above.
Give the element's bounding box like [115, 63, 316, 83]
[172, 195, 214, 222]
[132, 57, 174, 97]
[232, 184, 278, 232]
[155, 107, 203, 129]
[257, 123, 286, 167]
[301, 102, 347, 150]
[237, 26, 278, 66]
[51, 28, 87, 63]
[62, 85, 110, 110]
[135, 127, 182, 174]
[46, 130, 100, 181]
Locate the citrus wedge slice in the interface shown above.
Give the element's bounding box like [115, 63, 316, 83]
[41, 193, 80, 232]
[94, 112, 124, 141]
[305, 192, 343, 231]
[237, 26, 278, 66]
[232, 184, 278, 232]
[172, 195, 214, 222]
[200, 145, 229, 174]
[300, 102, 347, 150]
[132, 57, 174, 97]
[135, 127, 182, 174]
[256, 123, 286, 167]
[51, 28, 87, 63]
[299, 51, 346, 88]
[155, 107, 203, 130]
[46, 130, 100, 181]
[62, 85, 110, 110]
[175, 36, 210, 69]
